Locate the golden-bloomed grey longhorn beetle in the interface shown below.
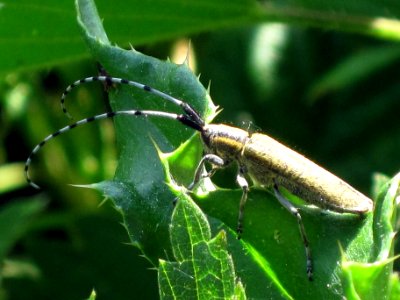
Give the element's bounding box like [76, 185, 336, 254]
[25, 75, 374, 281]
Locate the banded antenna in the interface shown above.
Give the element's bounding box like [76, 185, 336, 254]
[60, 76, 204, 126]
[25, 76, 206, 189]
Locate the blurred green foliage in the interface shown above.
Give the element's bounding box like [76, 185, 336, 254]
[1, 0, 400, 299]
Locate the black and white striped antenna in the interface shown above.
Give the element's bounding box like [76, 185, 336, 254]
[25, 76, 205, 189]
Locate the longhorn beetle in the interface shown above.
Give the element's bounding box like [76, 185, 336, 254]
[25, 75, 374, 281]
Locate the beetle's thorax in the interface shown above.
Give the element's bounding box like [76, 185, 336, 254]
[201, 124, 249, 160]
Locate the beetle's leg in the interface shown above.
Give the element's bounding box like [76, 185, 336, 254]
[187, 154, 225, 191]
[236, 166, 249, 239]
[273, 182, 313, 281]
[173, 154, 225, 206]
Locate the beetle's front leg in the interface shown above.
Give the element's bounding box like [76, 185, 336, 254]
[187, 154, 226, 191]
[173, 154, 226, 206]
[236, 166, 249, 239]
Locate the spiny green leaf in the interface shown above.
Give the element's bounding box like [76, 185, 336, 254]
[158, 194, 245, 300]
[340, 173, 400, 300]
[342, 258, 395, 300]
[163, 123, 378, 299]
[76, 1, 397, 299]
[372, 173, 399, 260]
[76, 0, 216, 262]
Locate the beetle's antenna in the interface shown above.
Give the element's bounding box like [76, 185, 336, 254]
[25, 110, 201, 189]
[61, 76, 204, 126]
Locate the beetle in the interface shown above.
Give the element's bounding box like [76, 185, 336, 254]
[25, 75, 374, 281]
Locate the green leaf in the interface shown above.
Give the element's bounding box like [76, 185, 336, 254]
[190, 175, 375, 299]
[341, 258, 395, 300]
[372, 173, 399, 260]
[86, 290, 96, 300]
[308, 46, 400, 102]
[158, 194, 246, 299]
[3, 0, 400, 74]
[74, 1, 398, 298]
[76, 0, 216, 262]
[340, 173, 400, 299]
[0, 0, 86, 74]
[0, 199, 45, 261]
[161, 115, 392, 299]
[389, 273, 400, 300]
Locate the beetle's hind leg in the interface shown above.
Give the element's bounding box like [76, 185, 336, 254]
[273, 182, 313, 281]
